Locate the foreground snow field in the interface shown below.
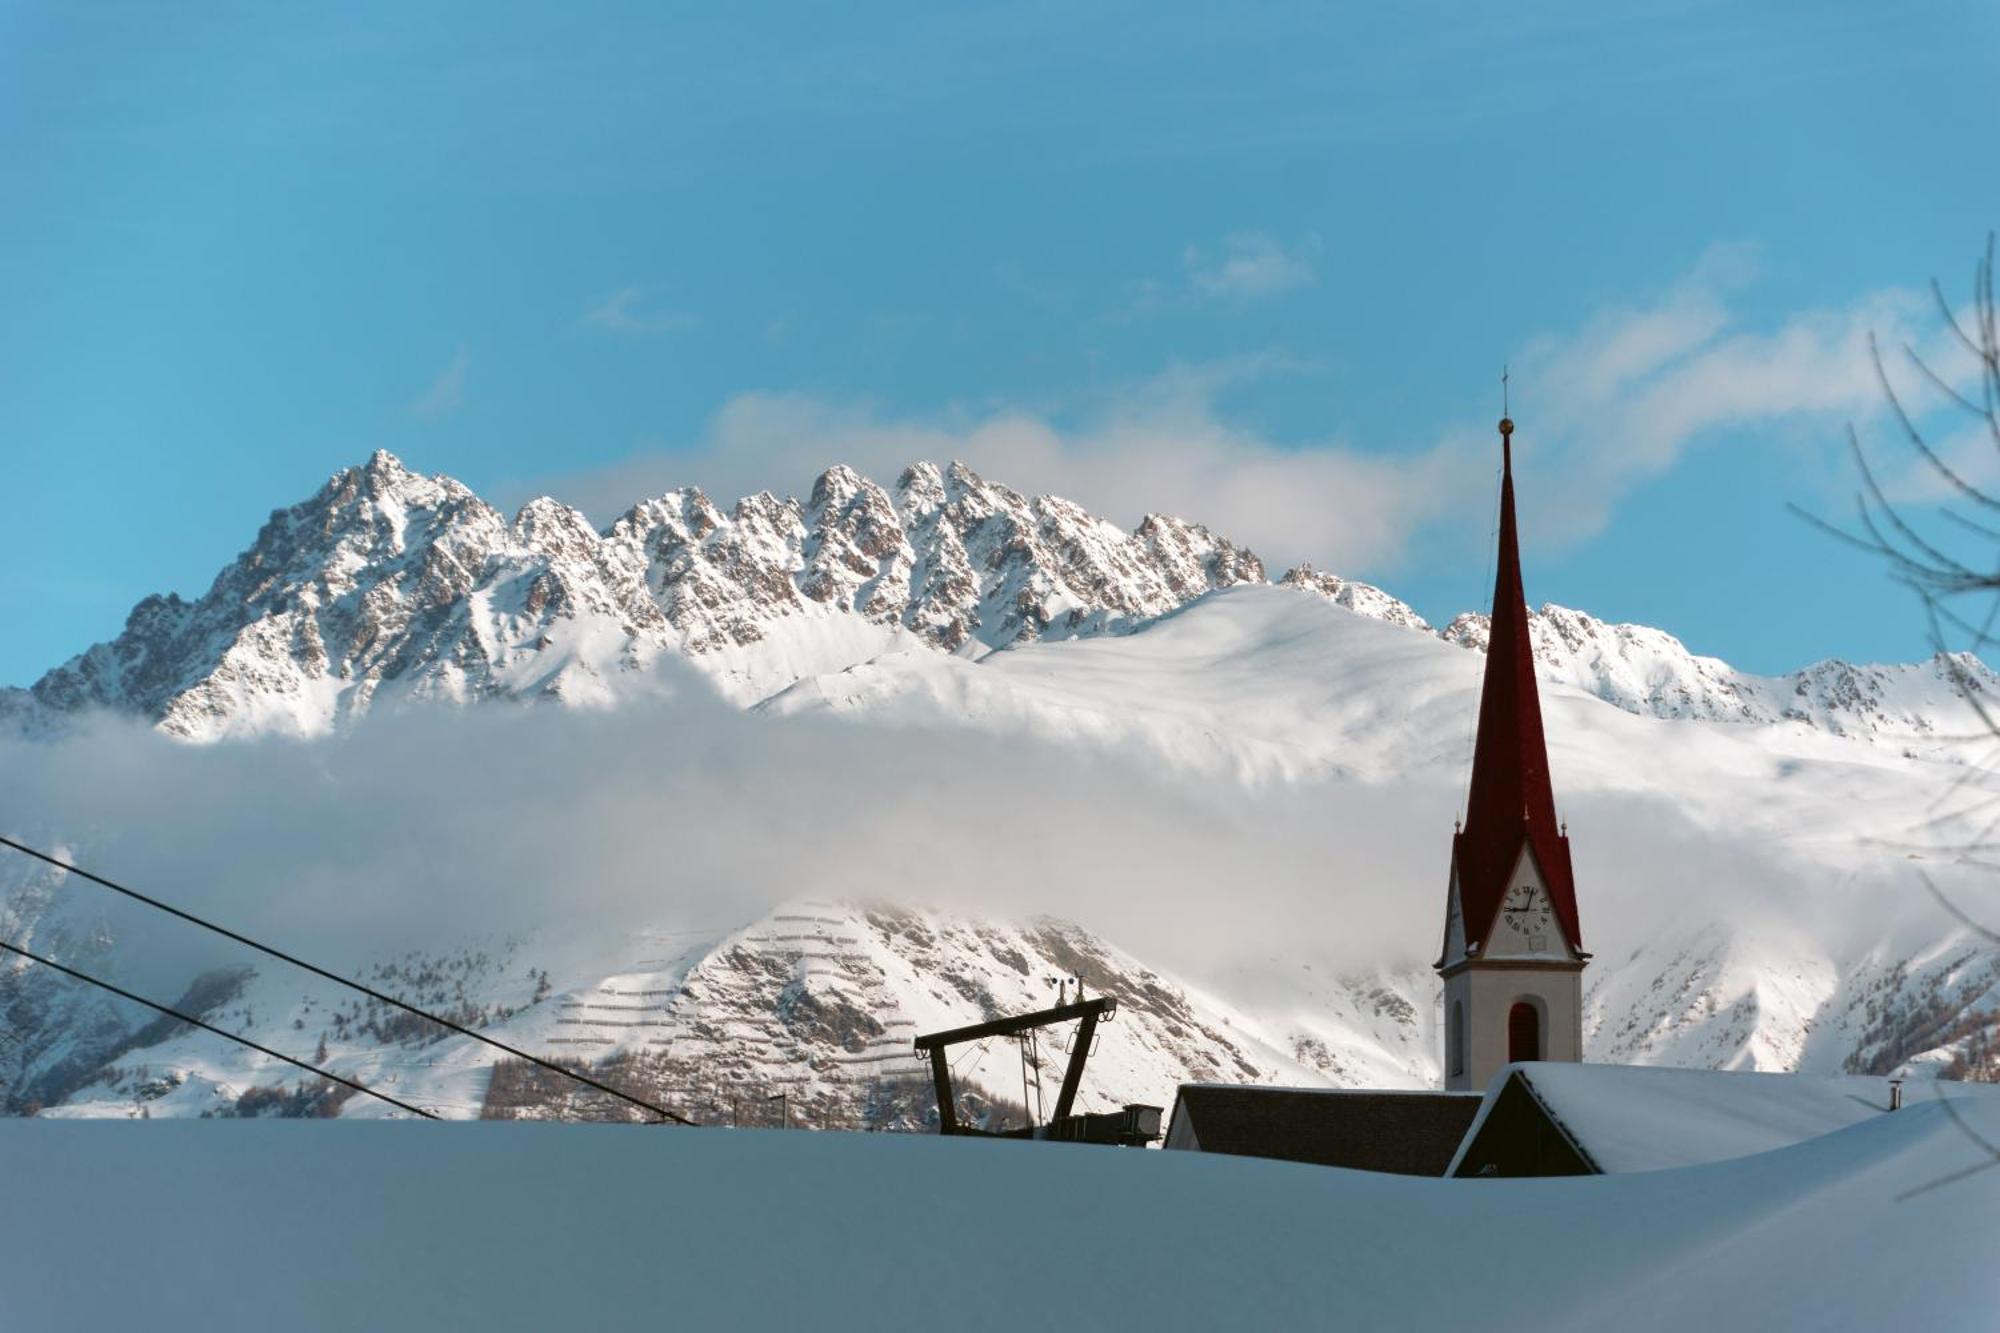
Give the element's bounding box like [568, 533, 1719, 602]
[6, 1102, 1997, 1332]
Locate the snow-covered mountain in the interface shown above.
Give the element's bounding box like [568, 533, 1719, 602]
[18, 453, 1261, 739]
[14, 451, 1994, 751]
[4, 453, 1997, 1120]
[1440, 602, 1991, 753]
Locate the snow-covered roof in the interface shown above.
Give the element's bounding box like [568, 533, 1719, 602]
[1449, 1062, 2000, 1175]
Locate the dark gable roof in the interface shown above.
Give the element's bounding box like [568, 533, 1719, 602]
[1445, 1070, 1597, 1178]
[1168, 1085, 1482, 1176]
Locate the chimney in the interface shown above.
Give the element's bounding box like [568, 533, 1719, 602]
[1889, 1077, 1905, 1112]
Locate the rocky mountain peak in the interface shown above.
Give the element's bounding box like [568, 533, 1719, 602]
[894, 460, 947, 513]
[511, 495, 600, 550]
[360, 446, 412, 486]
[327, 449, 475, 516]
[942, 459, 989, 494]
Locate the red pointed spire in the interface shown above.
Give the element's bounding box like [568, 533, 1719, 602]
[1451, 416, 1582, 953]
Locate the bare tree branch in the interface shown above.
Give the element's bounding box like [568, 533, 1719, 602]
[1813, 234, 2000, 1106]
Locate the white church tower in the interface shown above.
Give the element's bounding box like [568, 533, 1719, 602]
[1437, 415, 1589, 1092]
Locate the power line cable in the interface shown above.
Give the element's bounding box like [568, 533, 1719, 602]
[0, 937, 436, 1120]
[0, 834, 692, 1126]
[950, 1036, 989, 1077]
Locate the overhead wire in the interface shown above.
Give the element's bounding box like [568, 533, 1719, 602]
[0, 834, 693, 1126]
[0, 938, 436, 1120]
[949, 1037, 990, 1078]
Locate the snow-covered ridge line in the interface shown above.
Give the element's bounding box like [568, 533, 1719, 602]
[13, 449, 1992, 747]
[1438, 603, 1993, 747]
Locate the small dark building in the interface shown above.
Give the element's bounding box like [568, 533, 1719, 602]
[1445, 1068, 1594, 1177]
[1161, 1085, 1482, 1176]
[1443, 1063, 1996, 1178]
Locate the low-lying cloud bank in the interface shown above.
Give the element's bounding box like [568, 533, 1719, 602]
[1, 653, 1954, 1016]
[0, 676, 1453, 991]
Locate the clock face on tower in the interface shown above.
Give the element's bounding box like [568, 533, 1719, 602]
[1501, 884, 1554, 936]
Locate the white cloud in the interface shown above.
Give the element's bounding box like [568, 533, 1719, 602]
[526, 353, 1468, 576]
[584, 287, 693, 335]
[411, 346, 469, 419]
[1114, 232, 1320, 318]
[0, 673, 1862, 995]
[1184, 232, 1318, 301]
[0, 684, 1457, 988]
[1827, 295, 1999, 510]
[520, 251, 1944, 584]
[1512, 249, 1936, 545]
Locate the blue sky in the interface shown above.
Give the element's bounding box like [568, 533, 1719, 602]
[4, 1, 1997, 684]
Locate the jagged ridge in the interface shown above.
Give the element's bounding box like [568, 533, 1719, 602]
[25, 453, 1262, 738]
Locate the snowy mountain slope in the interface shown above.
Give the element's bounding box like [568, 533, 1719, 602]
[12, 891, 1438, 1124]
[14, 451, 1996, 755]
[766, 584, 1994, 795]
[0, 846, 136, 1112]
[762, 587, 1476, 781]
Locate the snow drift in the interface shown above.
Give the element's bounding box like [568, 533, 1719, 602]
[6, 1102, 1997, 1332]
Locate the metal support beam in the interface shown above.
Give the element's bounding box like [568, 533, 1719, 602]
[1050, 1008, 1101, 1121]
[916, 997, 1117, 1136]
[912, 997, 1114, 1052]
[930, 1046, 958, 1135]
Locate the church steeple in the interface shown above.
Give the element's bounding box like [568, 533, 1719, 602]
[1437, 411, 1588, 1092]
[1452, 415, 1581, 957]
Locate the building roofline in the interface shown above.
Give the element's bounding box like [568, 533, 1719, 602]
[1444, 1065, 1604, 1177]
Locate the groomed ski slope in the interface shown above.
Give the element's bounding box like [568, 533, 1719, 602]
[6, 1098, 1996, 1332]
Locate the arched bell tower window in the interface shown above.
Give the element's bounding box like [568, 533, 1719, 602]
[1449, 1001, 1466, 1077]
[1508, 1001, 1541, 1064]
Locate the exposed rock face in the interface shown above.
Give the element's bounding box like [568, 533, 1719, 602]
[1277, 564, 1432, 633]
[621, 460, 1267, 659]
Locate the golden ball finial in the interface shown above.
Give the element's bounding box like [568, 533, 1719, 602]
[1498, 417, 1514, 437]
